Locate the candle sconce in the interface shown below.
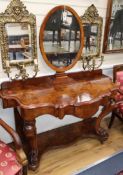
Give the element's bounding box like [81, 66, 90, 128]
[5, 59, 39, 80]
[81, 55, 104, 71]
[15, 64, 29, 80]
[4, 61, 11, 78]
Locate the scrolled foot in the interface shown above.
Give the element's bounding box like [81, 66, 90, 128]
[96, 127, 109, 144]
[23, 120, 39, 170]
[29, 149, 39, 170]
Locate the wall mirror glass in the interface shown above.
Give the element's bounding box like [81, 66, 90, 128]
[0, 0, 38, 79]
[6, 23, 32, 62]
[39, 5, 84, 73]
[81, 4, 103, 58]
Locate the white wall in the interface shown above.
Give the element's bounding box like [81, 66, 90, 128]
[0, 0, 123, 143]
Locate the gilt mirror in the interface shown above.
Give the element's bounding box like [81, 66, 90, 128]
[0, 0, 38, 79]
[81, 4, 103, 58]
[39, 5, 84, 73]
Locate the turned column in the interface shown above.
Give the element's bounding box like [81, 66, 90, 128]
[23, 120, 38, 170]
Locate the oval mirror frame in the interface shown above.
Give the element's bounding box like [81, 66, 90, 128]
[39, 5, 84, 73]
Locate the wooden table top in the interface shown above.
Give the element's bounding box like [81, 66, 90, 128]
[0, 70, 117, 109]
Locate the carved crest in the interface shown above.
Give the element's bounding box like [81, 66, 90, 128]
[81, 4, 99, 22]
[4, 0, 29, 21]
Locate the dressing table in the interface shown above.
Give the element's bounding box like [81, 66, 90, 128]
[0, 4, 118, 171]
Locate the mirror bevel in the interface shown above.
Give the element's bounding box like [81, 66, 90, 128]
[39, 5, 84, 73]
[0, 0, 37, 69]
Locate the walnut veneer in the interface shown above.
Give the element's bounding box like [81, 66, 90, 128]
[0, 69, 117, 170]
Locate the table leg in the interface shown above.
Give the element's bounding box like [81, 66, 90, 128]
[95, 101, 114, 143]
[23, 120, 38, 170]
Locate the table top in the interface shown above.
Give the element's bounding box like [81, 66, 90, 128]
[0, 70, 117, 110]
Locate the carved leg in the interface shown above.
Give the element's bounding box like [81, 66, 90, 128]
[96, 127, 109, 144]
[95, 101, 114, 143]
[23, 120, 38, 170]
[14, 108, 25, 142]
[108, 111, 115, 129]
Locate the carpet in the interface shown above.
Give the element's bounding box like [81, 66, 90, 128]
[74, 151, 123, 175]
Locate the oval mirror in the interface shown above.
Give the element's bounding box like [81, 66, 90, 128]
[39, 5, 84, 72]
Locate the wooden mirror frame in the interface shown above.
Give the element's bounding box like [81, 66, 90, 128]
[103, 0, 123, 53]
[81, 4, 103, 58]
[0, 0, 37, 69]
[39, 5, 84, 73]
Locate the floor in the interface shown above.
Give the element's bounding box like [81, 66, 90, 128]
[29, 118, 123, 175]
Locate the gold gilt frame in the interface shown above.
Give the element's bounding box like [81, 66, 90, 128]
[81, 4, 103, 58]
[0, 0, 37, 69]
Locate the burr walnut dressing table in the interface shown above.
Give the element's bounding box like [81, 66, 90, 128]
[0, 5, 117, 170]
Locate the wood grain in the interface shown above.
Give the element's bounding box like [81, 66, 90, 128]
[0, 70, 118, 170]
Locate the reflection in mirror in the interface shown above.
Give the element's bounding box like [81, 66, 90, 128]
[5, 23, 32, 62]
[83, 23, 98, 55]
[43, 9, 81, 68]
[81, 4, 103, 57]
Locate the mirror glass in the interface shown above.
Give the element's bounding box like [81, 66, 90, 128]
[83, 23, 98, 55]
[43, 9, 81, 67]
[5, 23, 32, 62]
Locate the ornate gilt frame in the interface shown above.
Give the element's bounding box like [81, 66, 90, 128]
[81, 4, 103, 58]
[0, 0, 37, 69]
